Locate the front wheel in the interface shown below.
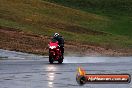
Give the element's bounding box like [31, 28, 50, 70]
[49, 56, 53, 64]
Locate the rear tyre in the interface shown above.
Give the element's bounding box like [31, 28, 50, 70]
[58, 56, 63, 64]
[58, 59, 63, 64]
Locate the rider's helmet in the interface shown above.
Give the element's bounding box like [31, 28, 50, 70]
[54, 33, 59, 37]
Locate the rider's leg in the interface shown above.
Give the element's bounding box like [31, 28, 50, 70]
[60, 46, 64, 56]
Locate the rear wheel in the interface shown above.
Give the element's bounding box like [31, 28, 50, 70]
[58, 56, 63, 64]
[58, 59, 63, 64]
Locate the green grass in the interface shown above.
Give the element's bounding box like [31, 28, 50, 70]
[0, 0, 132, 50]
[45, 0, 132, 37]
[45, 0, 132, 15]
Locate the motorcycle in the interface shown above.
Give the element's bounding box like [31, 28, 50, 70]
[49, 40, 63, 64]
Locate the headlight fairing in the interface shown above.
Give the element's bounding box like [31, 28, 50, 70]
[49, 46, 56, 49]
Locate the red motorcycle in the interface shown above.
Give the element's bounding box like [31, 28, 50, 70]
[49, 40, 63, 64]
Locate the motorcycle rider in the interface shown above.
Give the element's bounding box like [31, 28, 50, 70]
[52, 33, 64, 57]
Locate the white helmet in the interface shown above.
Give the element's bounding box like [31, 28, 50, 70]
[54, 33, 59, 37]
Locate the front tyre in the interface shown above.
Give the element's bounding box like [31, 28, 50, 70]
[49, 56, 53, 64]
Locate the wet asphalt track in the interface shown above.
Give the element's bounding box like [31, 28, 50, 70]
[0, 49, 132, 88]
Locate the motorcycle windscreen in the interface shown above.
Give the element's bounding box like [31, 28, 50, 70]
[49, 42, 58, 47]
